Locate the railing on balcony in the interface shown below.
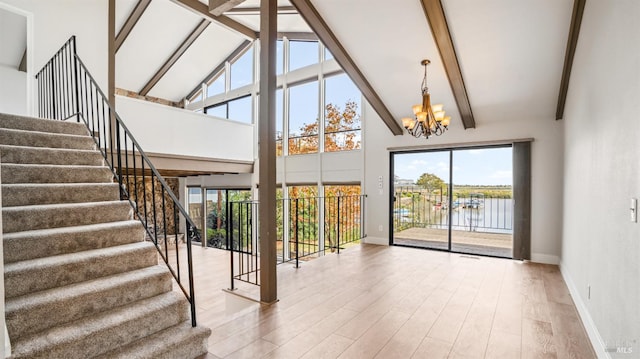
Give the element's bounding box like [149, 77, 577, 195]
[393, 187, 513, 234]
[227, 194, 366, 289]
[35, 36, 200, 326]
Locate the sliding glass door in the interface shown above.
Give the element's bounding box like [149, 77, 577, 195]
[392, 146, 514, 258]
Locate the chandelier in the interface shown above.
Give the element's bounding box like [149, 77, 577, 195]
[401, 59, 450, 139]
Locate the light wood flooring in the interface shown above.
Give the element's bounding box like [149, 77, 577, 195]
[181, 243, 595, 358]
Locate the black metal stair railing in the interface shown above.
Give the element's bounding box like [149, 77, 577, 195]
[35, 36, 200, 327]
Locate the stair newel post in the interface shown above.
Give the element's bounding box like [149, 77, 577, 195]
[337, 196, 341, 254]
[295, 198, 299, 268]
[71, 36, 81, 123]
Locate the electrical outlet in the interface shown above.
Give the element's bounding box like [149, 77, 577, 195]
[587, 285, 591, 299]
[378, 225, 383, 232]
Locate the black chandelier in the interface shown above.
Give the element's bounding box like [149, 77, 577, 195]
[401, 59, 450, 139]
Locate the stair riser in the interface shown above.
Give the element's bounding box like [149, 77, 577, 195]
[3, 221, 144, 263]
[0, 113, 88, 135]
[12, 294, 189, 359]
[0, 145, 104, 166]
[2, 201, 133, 233]
[6, 268, 173, 339]
[0, 164, 113, 184]
[96, 323, 210, 359]
[5, 243, 158, 298]
[0, 128, 95, 150]
[1, 183, 121, 207]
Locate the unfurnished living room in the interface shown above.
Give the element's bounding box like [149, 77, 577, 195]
[0, 0, 638, 358]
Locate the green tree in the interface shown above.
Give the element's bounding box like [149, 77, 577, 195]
[416, 173, 445, 192]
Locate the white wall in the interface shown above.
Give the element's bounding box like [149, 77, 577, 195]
[363, 100, 565, 264]
[0, 65, 26, 115]
[116, 96, 254, 162]
[561, 1, 640, 357]
[0, 0, 107, 115]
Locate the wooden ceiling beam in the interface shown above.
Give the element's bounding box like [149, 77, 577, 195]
[171, 0, 257, 40]
[209, 0, 246, 16]
[115, 0, 151, 53]
[18, 49, 26, 72]
[139, 20, 210, 96]
[225, 6, 297, 15]
[556, 0, 586, 120]
[421, 0, 475, 129]
[289, 0, 403, 135]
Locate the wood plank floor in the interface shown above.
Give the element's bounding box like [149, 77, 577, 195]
[181, 243, 595, 359]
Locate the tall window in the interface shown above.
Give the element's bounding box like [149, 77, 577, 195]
[324, 74, 361, 152]
[187, 39, 363, 155]
[289, 81, 319, 154]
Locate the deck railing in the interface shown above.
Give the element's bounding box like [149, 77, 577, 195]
[394, 188, 513, 234]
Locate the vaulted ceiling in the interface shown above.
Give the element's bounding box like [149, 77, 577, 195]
[113, 0, 581, 132]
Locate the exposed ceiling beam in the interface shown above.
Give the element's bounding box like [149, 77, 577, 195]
[209, 0, 246, 16]
[185, 40, 252, 100]
[18, 49, 26, 72]
[115, 0, 151, 53]
[171, 0, 257, 40]
[556, 0, 586, 120]
[139, 20, 210, 96]
[421, 0, 475, 129]
[224, 6, 297, 15]
[116, 88, 184, 108]
[277, 32, 317, 41]
[289, 0, 403, 135]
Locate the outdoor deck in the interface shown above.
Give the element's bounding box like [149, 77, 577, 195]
[394, 227, 513, 257]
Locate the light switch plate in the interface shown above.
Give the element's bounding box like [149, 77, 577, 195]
[631, 198, 637, 223]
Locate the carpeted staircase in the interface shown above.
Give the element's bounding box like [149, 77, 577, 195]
[0, 113, 211, 358]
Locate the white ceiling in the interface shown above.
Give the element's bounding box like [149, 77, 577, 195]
[0, 7, 27, 69]
[115, 0, 576, 128]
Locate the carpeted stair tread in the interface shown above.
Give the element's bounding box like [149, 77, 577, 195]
[6, 265, 173, 340]
[0, 144, 104, 166]
[95, 320, 211, 359]
[9, 291, 189, 359]
[0, 127, 96, 150]
[1, 182, 120, 207]
[2, 200, 132, 233]
[3, 220, 144, 263]
[0, 163, 113, 184]
[4, 241, 158, 299]
[0, 113, 89, 135]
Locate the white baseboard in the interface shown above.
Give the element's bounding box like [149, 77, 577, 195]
[531, 253, 559, 265]
[559, 262, 610, 359]
[362, 236, 388, 245]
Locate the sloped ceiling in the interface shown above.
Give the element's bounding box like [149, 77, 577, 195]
[115, 0, 576, 129]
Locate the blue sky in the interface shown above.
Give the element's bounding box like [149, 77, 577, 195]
[394, 147, 513, 186]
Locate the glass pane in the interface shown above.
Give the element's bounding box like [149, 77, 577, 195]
[276, 89, 284, 156]
[187, 188, 203, 243]
[205, 189, 226, 248]
[207, 73, 225, 97]
[451, 147, 513, 257]
[228, 96, 252, 123]
[324, 185, 362, 251]
[205, 104, 226, 118]
[230, 47, 254, 89]
[277, 40, 284, 75]
[289, 41, 318, 71]
[392, 151, 451, 251]
[324, 74, 361, 152]
[288, 81, 319, 154]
